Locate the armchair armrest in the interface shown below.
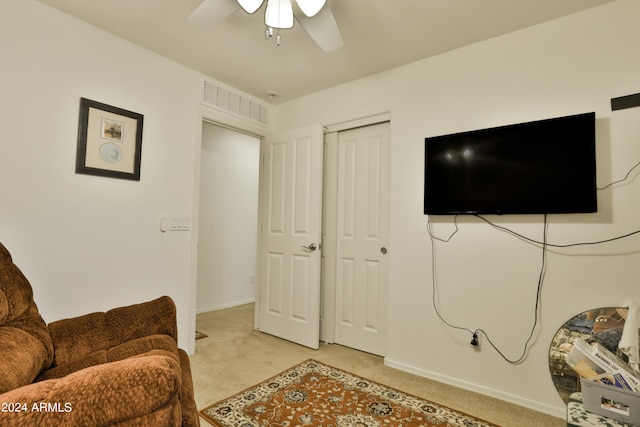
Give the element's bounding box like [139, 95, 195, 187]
[0, 354, 182, 426]
[47, 296, 178, 367]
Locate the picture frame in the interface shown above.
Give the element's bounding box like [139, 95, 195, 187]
[76, 97, 144, 181]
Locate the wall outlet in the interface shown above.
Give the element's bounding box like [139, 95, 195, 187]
[470, 331, 481, 350]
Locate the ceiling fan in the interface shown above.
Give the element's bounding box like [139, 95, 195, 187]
[189, 0, 343, 52]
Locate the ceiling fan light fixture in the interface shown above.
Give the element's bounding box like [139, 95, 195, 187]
[265, 0, 294, 29]
[294, 0, 325, 17]
[237, 0, 264, 14]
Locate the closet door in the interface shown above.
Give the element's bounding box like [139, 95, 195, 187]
[335, 122, 390, 356]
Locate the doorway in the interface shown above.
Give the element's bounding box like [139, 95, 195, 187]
[196, 122, 260, 313]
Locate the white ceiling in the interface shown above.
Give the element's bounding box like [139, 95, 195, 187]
[37, 0, 615, 104]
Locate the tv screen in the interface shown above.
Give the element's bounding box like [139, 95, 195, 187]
[424, 112, 597, 215]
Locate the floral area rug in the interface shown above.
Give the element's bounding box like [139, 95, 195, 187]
[199, 359, 497, 427]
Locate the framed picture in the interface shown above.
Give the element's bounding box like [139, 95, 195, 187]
[76, 98, 144, 180]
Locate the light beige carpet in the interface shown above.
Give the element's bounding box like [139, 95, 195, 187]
[189, 303, 564, 427]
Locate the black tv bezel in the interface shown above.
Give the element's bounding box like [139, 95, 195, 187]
[423, 112, 597, 216]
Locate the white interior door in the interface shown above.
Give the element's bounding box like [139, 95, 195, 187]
[335, 122, 390, 356]
[257, 124, 324, 349]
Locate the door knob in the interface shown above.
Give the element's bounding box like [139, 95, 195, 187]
[302, 243, 317, 251]
[380, 247, 388, 255]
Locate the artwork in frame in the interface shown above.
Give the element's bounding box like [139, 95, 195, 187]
[76, 97, 144, 181]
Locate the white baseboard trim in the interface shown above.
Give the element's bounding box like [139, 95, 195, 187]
[196, 298, 255, 314]
[383, 357, 566, 420]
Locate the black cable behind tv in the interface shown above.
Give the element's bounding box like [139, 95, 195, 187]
[424, 112, 597, 215]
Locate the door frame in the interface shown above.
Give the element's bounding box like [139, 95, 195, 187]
[190, 107, 268, 355]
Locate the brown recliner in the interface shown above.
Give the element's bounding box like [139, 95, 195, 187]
[0, 242, 199, 426]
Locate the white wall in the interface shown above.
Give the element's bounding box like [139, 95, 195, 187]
[196, 123, 259, 312]
[0, 0, 212, 353]
[275, 0, 640, 417]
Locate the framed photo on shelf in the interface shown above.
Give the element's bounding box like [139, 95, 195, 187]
[75, 97, 144, 181]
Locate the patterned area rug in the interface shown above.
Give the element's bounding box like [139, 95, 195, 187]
[200, 359, 497, 427]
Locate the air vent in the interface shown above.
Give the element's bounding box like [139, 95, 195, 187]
[202, 81, 268, 126]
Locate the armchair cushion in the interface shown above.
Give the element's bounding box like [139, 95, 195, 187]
[41, 334, 179, 381]
[0, 327, 52, 393]
[1, 354, 182, 427]
[0, 242, 53, 393]
[47, 296, 178, 368]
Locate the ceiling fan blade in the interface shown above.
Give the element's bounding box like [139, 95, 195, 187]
[294, 3, 343, 52]
[188, 0, 239, 25]
[295, 0, 326, 17]
[237, 0, 265, 14]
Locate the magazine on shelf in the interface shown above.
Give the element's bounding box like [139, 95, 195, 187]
[592, 372, 638, 391]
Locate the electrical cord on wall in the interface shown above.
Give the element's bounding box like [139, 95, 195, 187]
[474, 214, 640, 248]
[426, 157, 640, 363]
[427, 216, 469, 336]
[477, 215, 547, 364]
[473, 158, 640, 249]
[427, 214, 548, 364]
[598, 159, 640, 190]
[427, 214, 459, 243]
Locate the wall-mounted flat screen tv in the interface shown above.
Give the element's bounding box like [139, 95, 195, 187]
[424, 112, 597, 215]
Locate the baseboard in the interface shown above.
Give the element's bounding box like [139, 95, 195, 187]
[196, 298, 255, 314]
[383, 357, 566, 419]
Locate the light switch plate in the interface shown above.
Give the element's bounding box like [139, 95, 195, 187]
[160, 216, 191, 232]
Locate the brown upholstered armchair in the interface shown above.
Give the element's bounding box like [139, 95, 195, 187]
[0, 242, 199, 426]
